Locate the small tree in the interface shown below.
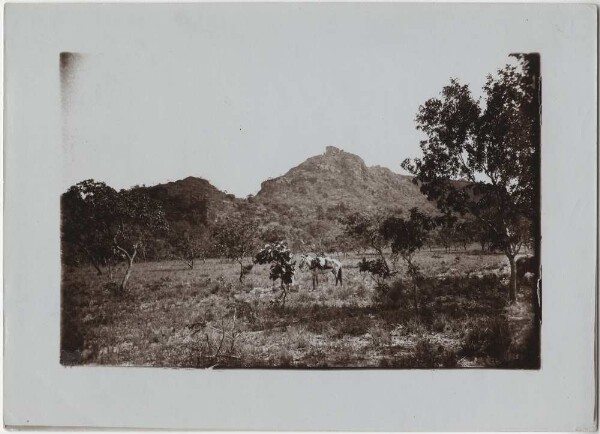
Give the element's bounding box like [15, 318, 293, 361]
[111, 188, 169, 291]
[344, 212, 391, 268]
[254, 241, 296, 307]
[402, 58, 538, 302]
[171, 224, 210, 269]
[381, 208, 435, 318]
[345, 212, 398, 291]
[213, 217, 259, 282]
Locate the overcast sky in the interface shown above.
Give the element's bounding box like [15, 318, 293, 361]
[61, 4, 525, 197]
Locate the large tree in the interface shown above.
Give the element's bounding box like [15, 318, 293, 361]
[402, 56, 539, 303]
[61, 180, 119, 275]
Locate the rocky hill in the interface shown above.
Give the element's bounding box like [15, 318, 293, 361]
[142, 176, 239, 226]
[136, 146, 438, 250]
[254, 146, 436, 217]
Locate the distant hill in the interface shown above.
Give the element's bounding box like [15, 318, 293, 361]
[120, 147, 440, 251]
[254, 146, 437, 216]
[141, 176, 239, 226]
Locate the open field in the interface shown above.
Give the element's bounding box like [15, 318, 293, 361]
[61, 248, 538, 369]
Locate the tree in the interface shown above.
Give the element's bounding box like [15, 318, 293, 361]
[344, 212, 394, 287]
[381, 208, 435, 318]
[213, 217, 259, 282]
[402, 58, 538, 303]
[254, 241, 296, 307]
[171, 224, 210, 269]
[61, 180, 119, 275]
[61, 180, 168, 292]
[111, 188, 169, 291]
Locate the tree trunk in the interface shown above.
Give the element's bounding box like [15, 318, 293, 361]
[119, 258, 134, 292]
[119, 249, 137, 292]
[83, 248, 103, 275]
[508, 254, 517, 303]
[92, 262, 103, 275]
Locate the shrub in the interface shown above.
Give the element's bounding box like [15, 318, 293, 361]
[369, 325, 392, 347]
[414, 338, 458, 368]
[276, 349, 294, 366]
[209, 282, 221, 294]
[431, 315, 450, 333]
[373, 279, 405, 308]
[332, 317, 370, 337]
[460, 317, 511, 362]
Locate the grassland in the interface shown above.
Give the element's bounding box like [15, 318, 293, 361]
[61, 248, 538, 369]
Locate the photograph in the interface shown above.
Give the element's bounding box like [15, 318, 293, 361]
[6, 3, 597, 430]
[60, 42, 541, 369]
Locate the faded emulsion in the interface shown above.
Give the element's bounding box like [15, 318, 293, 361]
[60, 52, 542, 370]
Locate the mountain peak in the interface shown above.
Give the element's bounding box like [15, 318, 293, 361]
[325, 145, 342, 155]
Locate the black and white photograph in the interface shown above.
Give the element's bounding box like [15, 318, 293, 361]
[5, 3, 597, 430]
[59, 18, 541, 370]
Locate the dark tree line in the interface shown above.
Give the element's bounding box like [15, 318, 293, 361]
[61, 180, 168, 292]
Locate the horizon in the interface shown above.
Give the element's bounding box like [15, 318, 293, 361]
[65, 144, 417, 197]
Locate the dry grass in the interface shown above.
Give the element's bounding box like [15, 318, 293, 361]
[61, 249, 539, 368]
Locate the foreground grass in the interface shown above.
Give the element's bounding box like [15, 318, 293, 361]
[61, 249, 539, 369]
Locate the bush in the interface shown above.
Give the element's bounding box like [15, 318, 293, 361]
[460, 317, 511, 362]
[332, 317, 370, 337]
[414, 338, 458, 368]
[368, 325, 392, 347]
[373, 279, 405, 308]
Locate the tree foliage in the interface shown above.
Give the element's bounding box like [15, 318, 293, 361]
[171, 223, 210, 269]
[61, 180, 168, 291]
[212, 216, 259, 281]
[402, 58, 538, 302]
[380, 208, 434, 317]
[254, 241, 296, 307]
[61, 180, 118, 273]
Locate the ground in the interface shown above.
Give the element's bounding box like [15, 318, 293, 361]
[61, 248, 539, 369]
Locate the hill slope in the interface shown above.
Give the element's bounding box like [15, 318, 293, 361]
[254, 146, 436, 216]
[142, 176, 239, 226]
[132, 147, 438, 251]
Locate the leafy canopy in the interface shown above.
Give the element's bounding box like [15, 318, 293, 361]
[401, 61, 536, 256]
[254, 241, 296, 285]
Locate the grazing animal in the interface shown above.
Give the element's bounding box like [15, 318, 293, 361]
[299, 254, 343, 291]
[516, 255, 537, 285]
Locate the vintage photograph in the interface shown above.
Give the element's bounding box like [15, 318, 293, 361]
[59, 24, 541, 368]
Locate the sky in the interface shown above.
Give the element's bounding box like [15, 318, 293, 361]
[61, 4, 525, 197]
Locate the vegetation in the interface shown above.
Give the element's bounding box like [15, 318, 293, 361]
[402, 56, 539, 303]
[60, 55, 540, 369]
[212, 217, 259, 282]
[61, 180, 168, 292]
[254, 241, 296, 307]
[61, 250, 537, 368]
